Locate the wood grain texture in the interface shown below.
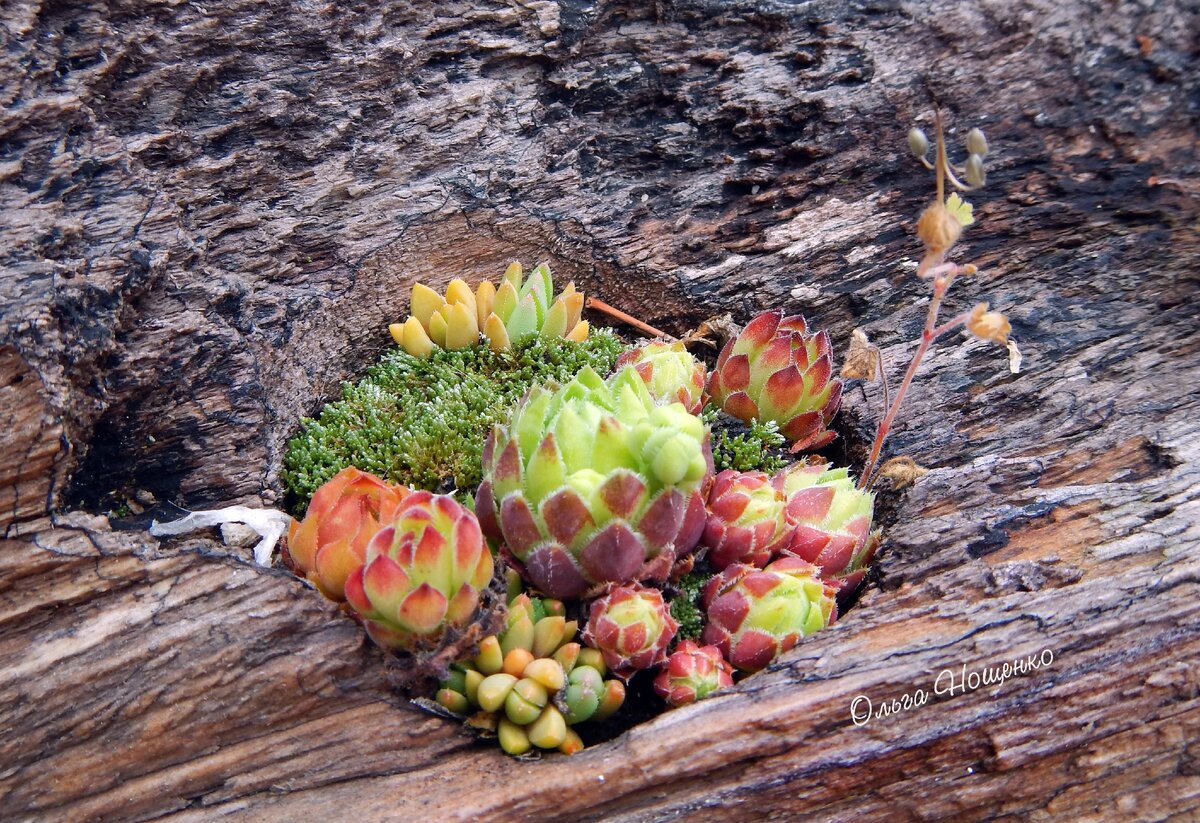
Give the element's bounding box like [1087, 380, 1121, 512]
[1, 0, 1198, 820]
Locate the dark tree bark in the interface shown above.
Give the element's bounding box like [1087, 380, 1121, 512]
[2, 0, 1198, 820]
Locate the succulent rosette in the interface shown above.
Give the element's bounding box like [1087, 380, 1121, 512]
[707, 310, 842, 452]
[390, 262, 588, 357]
[773, 462, 880, 598]
[653, 641, 734, 707]
[476, 365, 713, 599]
[615, 340, 706, 413]
[702, 556, 837, 672]
[344, 491, 494, 651]
[285, 467, 410, 601]
[701, 469, 790, 570]
[582, 584, 678, 676]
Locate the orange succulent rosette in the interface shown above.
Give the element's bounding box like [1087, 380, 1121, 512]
[286, 467, 410, 602]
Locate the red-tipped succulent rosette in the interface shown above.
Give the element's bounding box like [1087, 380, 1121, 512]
[701, 555, 837, 672]
[772, 462, 881, 601]
[285, 467, 411, 602]
[707, 310, 842, 452]
[700, 469, 791, 570]
[653, 640, 734, 707]
[615, 340, 707, 414]
[344, 491, 494, 651]
[582, 584, 678, 677]
[475, 366, 713, 600]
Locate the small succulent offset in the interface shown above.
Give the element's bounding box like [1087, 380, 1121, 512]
[476, 365, 713, 600]
[344, 490, 494, 652]
[852, 112, 1017, 489]
[654, 641, 734, 708]
[582, 584, 679, 678]
[284, 467, 410, 601]
[773, 462, 880, 601]
[436, 594, 625, 756]
[707, 311, 842, 453]
[702, 556, 837, 673]
[615, 340, 707, 414]
[700, 469, 790, 571]
[391, 262, 588, 357]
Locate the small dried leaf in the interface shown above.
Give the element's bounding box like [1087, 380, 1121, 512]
[967, 303, 1011, 344]
[877, 456, 930, 489]
[1007, 339, 1023, 374]
[916, 202, 963, 276]
[681, 313, 739, 351]
[840, 328, 880, 381]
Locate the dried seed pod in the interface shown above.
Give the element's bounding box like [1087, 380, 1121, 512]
[965, 153, 986, 187]
[908, 127, 930, 158]
[916, 201, 963, 262]
[966, 127, 989, 158]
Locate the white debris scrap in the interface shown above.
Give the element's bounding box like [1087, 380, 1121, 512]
[150, 506, 294, 566]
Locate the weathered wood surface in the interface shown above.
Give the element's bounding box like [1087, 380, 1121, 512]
[2, 0, 1198, 820]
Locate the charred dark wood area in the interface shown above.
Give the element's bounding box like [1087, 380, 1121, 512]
[2, 0, 1198, 820]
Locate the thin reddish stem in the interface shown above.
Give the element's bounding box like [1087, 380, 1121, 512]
[876, 350, 891, 416]
[935, 109, 946, 204]
[932, 313, 969, 339]
[858, 274, 957, 490]
[585, 297, 673, 340]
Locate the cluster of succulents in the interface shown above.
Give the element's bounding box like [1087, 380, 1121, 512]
[582, 584, 678, 677]
[614, 340, 706, 414]
[391, 262, 589, 357]
[285, 467, 409, 601]
[435, 594, 625, 755]
[284, 467, 501, 675]
[130, 109, 1020, 771]
[281, 259, 893, 757]
[698, 461, 880, 602]
[344, 490, 495, 651]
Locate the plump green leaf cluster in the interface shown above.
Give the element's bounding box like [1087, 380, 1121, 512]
[283, 331, 628, 510]
[705, 407, 789, 475]
[670, 571, 711, 642]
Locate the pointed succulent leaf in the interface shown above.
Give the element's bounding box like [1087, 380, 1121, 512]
[444, 300, 479, 349]
[503, 261, 523, 289]
[410, 283, 444, 330]
[428, 311, 449, 348]
[483, 313, 511, 351]
[507, 294, 541, 339]
[492, 280, 519, 324]
[444, 278, 477, 314]
[541, 298, 570, 339]
[475, 280, 496, 328]
[398, 316, 435, 357]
